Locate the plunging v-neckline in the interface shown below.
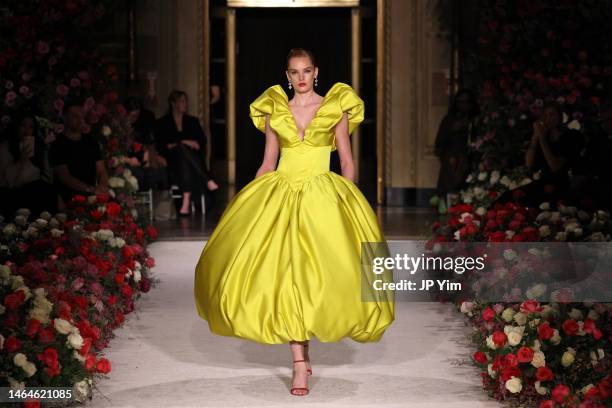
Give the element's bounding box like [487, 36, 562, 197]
[279, 85, 334, 143]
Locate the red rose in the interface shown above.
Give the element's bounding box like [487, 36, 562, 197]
[598, 375, 612, 398]
[488, 231, 506, 242]
[583, 318, 596, 334]
[5, 336, 22, 352]
[4, 291, 26, 310]
[473, 351, 488, 364]
[538, 322, 554, 340]
[482, 307, 496, 322]
[140, 278, 151, 293]
[108, 294, 118, 306]
[492, 331, 507, 347]
[536, 366, 554, 382]
[121, 284, 133, 299]
[539, 400, 554, 408]
[96, 193, 110, 203]
[146, 225, 158, 240]
[500, 366, 521, 382]
[23, 399, 41, 408]
[85, 354, 96, 370]
[106, 202, 121, 218]
[520, 300, 542, 313]
[96, 358, 112, 374]
[551, 384, 570, 403]
[38, 327, 56, 344]
[26, 318, 41, 338]
[562, 319, 579, 336]
[114, 272, 125, 285]
[517, 347, 534, 363]
[504, 353, 519, 368]
[592, 327, 602, 340]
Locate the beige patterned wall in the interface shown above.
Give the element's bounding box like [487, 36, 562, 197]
[387, 0, 450, 189]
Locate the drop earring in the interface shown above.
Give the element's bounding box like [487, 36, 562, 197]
[288, 80, 292, 90]
[314, 77, 318, 87]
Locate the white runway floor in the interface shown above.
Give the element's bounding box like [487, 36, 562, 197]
[88, 241, 501, 408]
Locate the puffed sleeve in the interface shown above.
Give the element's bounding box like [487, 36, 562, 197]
[249, 86, 277, 133]
[333, 82, 365, 135]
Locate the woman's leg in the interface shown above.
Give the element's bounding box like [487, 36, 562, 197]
[289, 340, 309, 395]
[180, 191, 191, 214]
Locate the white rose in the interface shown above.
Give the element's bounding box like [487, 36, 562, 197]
[501, 308, 515, 322]
[73, 350, 86, 363]
[13, 353, 28, 367]
[74, 378, 91, 402]
[0, 264, 11, 280]
[0, 304, 5, 315]
[513, 312, 527, 326]
[39, 211, 52, 221]
[7, 376, 25, 390]
[535, 380, 548, 396]
[555, 232, 567, 241]
[539, 225, 551, 237]
[67, 332, 84, 350]
[488, 363, 497, 378]
[102, 125, 112, 137]
[22, 362, 37, 377]
[539, 202, 550, 210]
[568, 308, 583, 320]
[508, 331, 523, 346]
[531, 351, 546, 368]
[490, 170, 500, 185]
[567, 119, 581, 130]
[526, 283, 547, 300]
[108, 176, 125, 188]
[478, 171, 488, 181]
[0, 334, 4, 350]
[54, 318, 74, 335]
[10, 275, 24, 290]
[486, 335, 497, 350]
[133, 268, 142, 283]
[561, 351, 575, 367]
[460, 301, 474, 314]
[51, 228, 64, 238]
[500, 176, 511, 186]
[505, 376, 523, 394]
[14, 215, 27, 226]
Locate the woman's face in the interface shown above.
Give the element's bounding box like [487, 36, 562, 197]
[286, 56, 318, 93]
[542, 106, 561, 129]
[173, 95, 188, 113]
[19, 117, 35, 138]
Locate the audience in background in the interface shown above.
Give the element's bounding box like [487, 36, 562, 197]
[0, 112, 57, 215]
[125, 97, 168, 191]
[434, 89, 480, 213]
[49, 102, 109, 208]
[154, 90, 218, 216]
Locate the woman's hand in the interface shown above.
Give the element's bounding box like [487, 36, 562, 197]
[181, 139, 200, 150]
[167, 143, 177, 149]
[533, 120, 546, 139]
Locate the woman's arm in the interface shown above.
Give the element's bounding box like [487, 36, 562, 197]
[335, 112, 355, 182]
[525, 127, 540, 168]
[255, 114, 279, 178]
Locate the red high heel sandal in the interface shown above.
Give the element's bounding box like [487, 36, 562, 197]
[290, 359, 309, 396]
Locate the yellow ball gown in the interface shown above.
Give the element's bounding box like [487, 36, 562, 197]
[194, 82, 395, 344]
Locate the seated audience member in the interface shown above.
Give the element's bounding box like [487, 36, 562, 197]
[125, 97, 167, 190]
[496, 102, 585, 207]
[49, 102, 109, 206]
[0, 112, 57, 216]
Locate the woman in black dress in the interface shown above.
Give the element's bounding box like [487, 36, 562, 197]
[433, 89, 479, 210]
[155, 91, 218, 216]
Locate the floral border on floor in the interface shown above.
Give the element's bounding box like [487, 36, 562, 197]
[428, 1, 612, 406]
[1, 1, 159, 407]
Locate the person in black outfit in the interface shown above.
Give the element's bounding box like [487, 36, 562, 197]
[434, 89, 480, 206]
[125, 97, 167, 190]
[570, 99, 612, 211]
[498, 102, 585, 208]
[154, 90, 218, 216]
[49, 102, 109, 206]
[0, 112, 57, 216]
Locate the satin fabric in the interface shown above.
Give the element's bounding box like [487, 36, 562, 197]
[194, 82, 395, 344]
